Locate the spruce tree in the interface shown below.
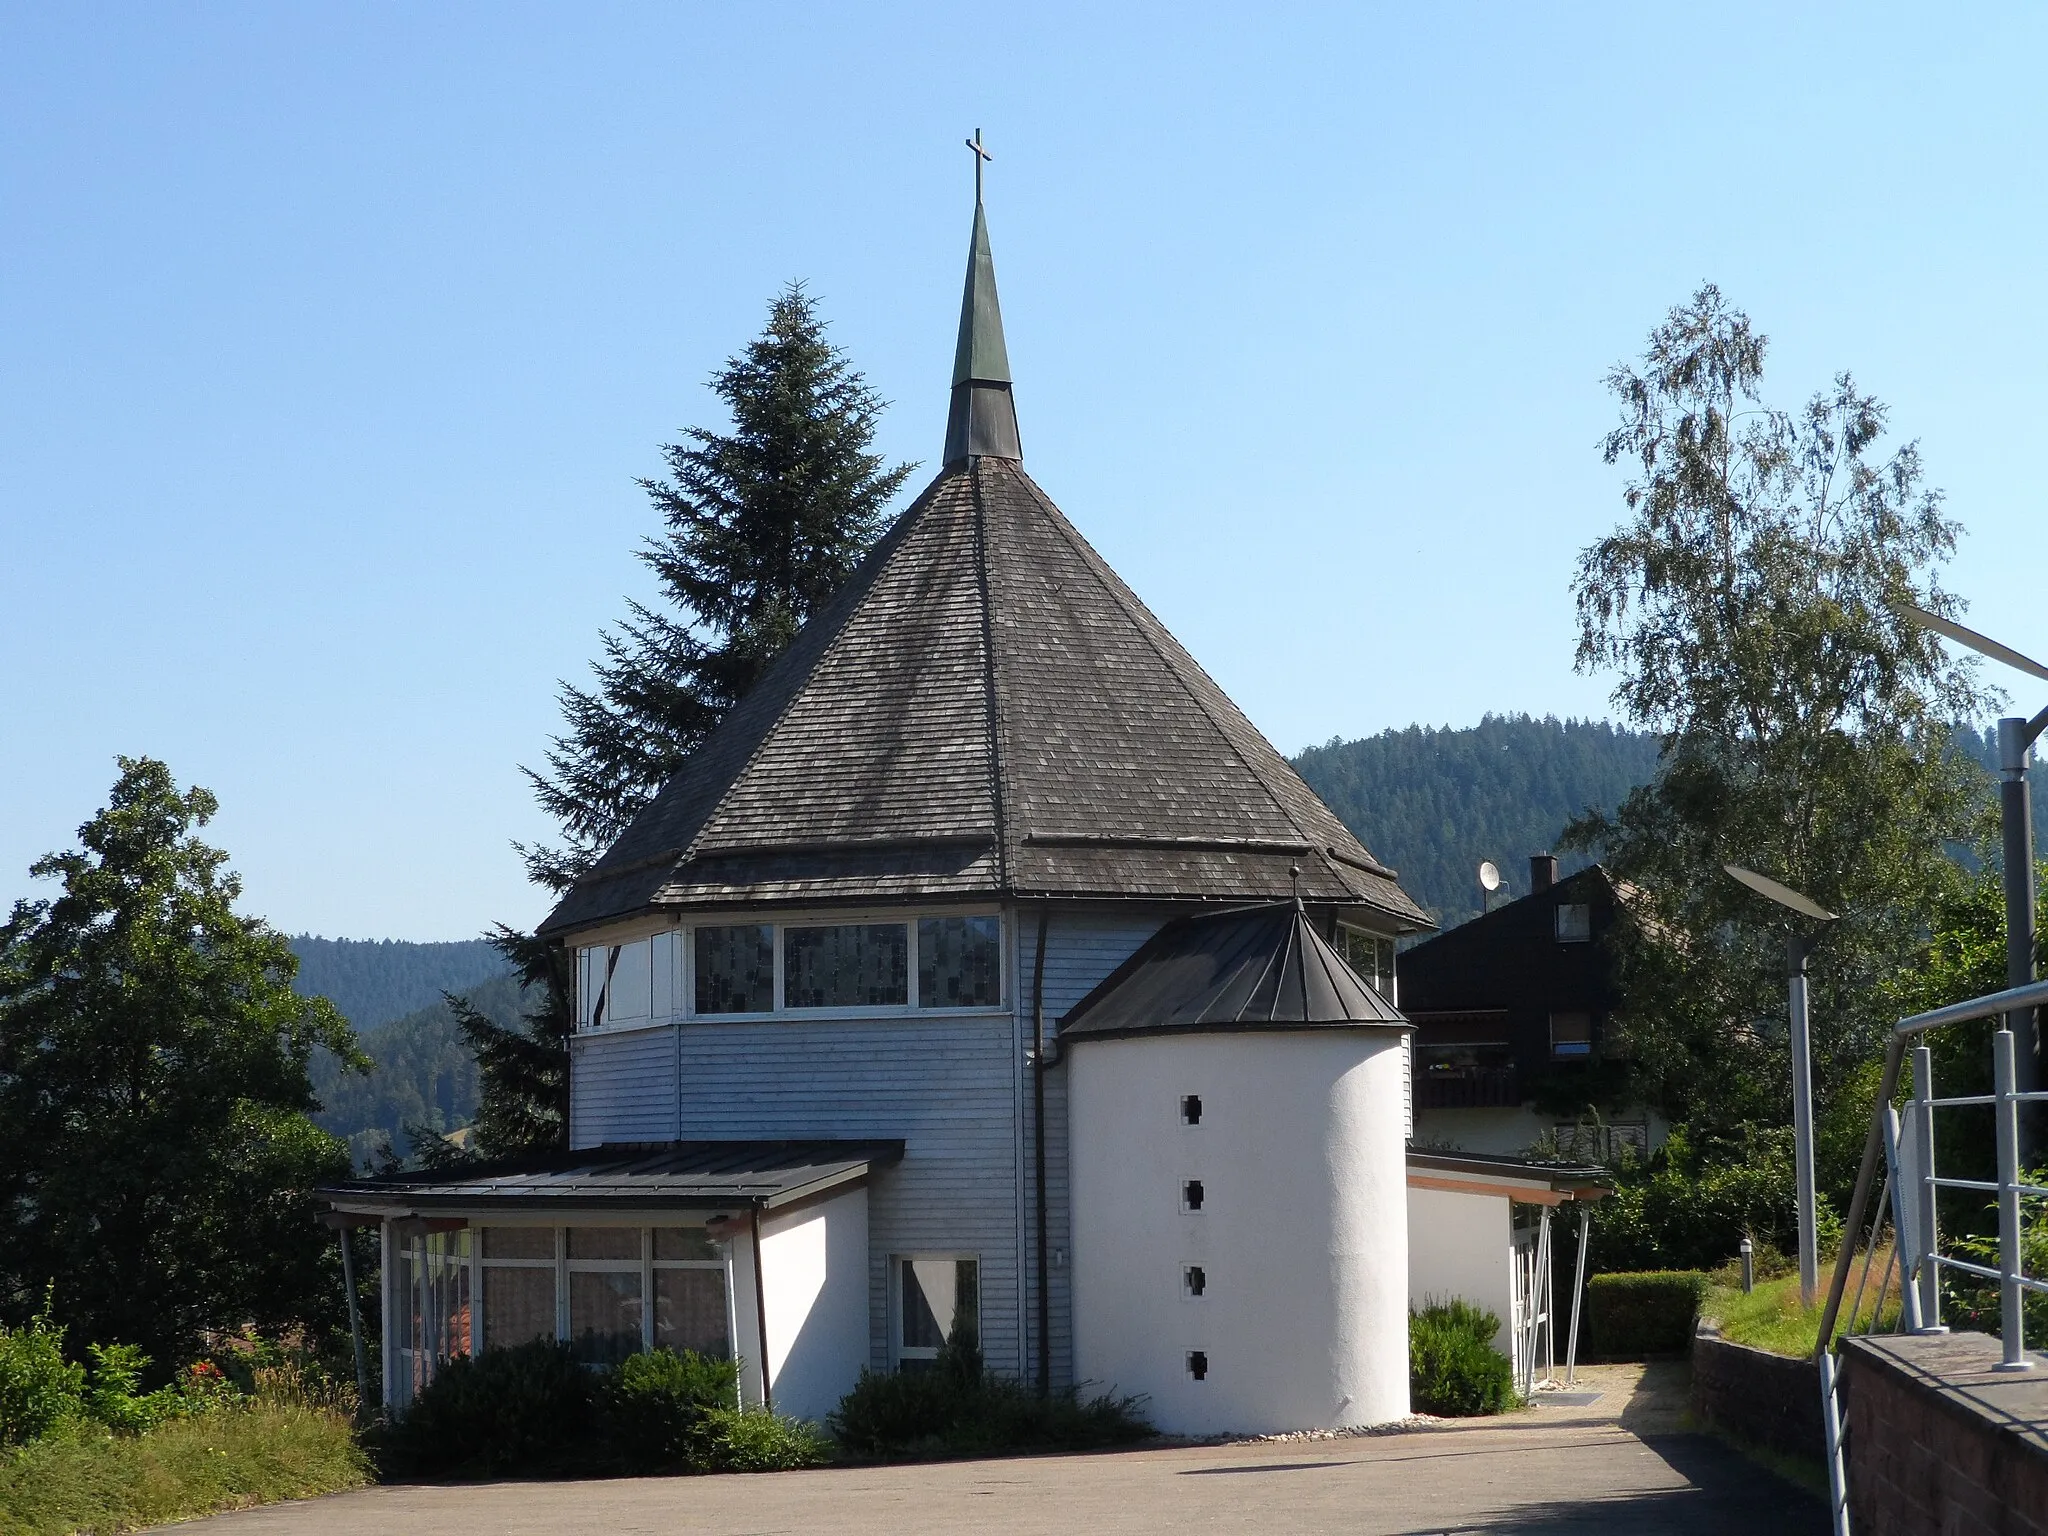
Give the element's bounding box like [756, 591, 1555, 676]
[462, 286, 911, 1157]
[521, 284, 914, 892]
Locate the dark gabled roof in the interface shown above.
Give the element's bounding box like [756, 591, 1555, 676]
[1059, 900, 1410, 1042]
[539, 455, 1429, 936]
[315, 1139, 904, 1214]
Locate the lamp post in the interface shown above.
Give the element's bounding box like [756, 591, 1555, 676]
[1726, 863, 1839, 1307]
[1902, 603, 2047, 1163]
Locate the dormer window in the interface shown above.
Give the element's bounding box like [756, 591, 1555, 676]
[1555, 904, 1592, 943]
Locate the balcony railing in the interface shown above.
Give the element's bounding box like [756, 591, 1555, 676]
[1417, 1066, 1522, 1110]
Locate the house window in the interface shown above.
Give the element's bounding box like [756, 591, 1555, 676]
[1180, 1094, 1202, 1126]
[471, 1223, 731, 1364]
[695, 925, 774, 1015]
[577, 934, 678, 1031]
[1337, 925, 1396, 999]
[653, 1227, 730, 1357]
[567, 1227, 643, 1366]
[1550, 1011, 1594, 1058]
[1186, 1350, 1208, 1381]
[480, 1227, 557, 1351]
[1182, 1265, 1207, 1300]
[1181, 1179, 1204, 1213]
[784, 923, 909, 1009]
[896, 1256, 979, 1369]
[1555, 904, 1592, 943]
[917, 916, 1002, 1008]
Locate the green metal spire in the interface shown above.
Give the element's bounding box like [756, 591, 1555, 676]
[944, 133, 1021, 466]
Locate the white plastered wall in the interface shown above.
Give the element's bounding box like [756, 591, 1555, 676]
[1405, 1184, 1516, 1355]
[731, 1186, 871, 1422]
[1069, 1030, 1410, 1436]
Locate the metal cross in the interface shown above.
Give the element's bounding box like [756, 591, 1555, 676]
[964, 128, 991, 203]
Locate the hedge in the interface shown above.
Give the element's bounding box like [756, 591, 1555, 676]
[1583, 1271, 1708, 1359]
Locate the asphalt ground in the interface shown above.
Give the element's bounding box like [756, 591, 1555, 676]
[164, 1364, 1825, 1536]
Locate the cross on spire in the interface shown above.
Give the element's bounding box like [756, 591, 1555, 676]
[964, 128, 991, 204]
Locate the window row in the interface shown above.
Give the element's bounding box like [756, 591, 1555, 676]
[391, 1225, 730, 1400]
[577, 915, 1004, 1031]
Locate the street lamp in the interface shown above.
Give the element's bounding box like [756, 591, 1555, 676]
[1901, 602, 2047, 1160]
[1726, 862, 1839, 1307]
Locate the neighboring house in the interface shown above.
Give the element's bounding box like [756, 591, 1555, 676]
[1399, 854, 1662, 1158]
[318, 188, 1593, 1435]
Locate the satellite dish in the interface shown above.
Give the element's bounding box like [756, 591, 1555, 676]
[1724, 864, 1837, 924]
[1478, 860, 1502, 893]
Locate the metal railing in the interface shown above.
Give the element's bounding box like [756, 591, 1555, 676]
[1815, 976, 2048, 1536]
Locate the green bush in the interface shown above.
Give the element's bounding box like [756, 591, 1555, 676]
[375, 1339, 596, 1478]
[378, 1343, 822, 1478]
[1584, 1271, 1708, 1358]
[1588, 1125, 1843, 1273]
[691, 1406, 831, 1471]
[0, 1300, 85, 1445]
[84, 1342, 185, 1435]
[827, 1330, 1150, 1460]
[602, 1347, 740, 1469]
[1408, 1299, 1517, 1416]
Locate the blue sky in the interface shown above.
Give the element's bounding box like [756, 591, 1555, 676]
[4, 4, 2045, 940]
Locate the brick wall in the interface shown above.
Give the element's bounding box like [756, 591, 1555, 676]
[1840, 1332, 2048, 1536]
[1692, 1325, 1823, 1461]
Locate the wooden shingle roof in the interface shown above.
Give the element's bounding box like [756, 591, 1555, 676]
[539, 455, 1428, 937]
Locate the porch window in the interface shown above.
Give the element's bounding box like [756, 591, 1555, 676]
[568, 1227, 644, 1365]
[917, 916, 1002, 1008]
[896, 1256, 979, 1369]
[480, 1226, 556, 1350]
[653, 1226, 729, 1357]
[694, 924, 774, 1014]
[784, 923, 909, 1008]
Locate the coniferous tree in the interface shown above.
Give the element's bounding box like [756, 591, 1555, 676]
[462, 286, 911, 1158]
[520, 284, 915, 892]
[0, 759, 363, 1363]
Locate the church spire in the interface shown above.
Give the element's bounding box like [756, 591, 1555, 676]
[943, 130, 1022, 467]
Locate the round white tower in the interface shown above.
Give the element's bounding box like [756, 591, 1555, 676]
[1063, 901, 1412, 1436]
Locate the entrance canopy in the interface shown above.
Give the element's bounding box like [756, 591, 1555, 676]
[317, 1138, 904, 1220]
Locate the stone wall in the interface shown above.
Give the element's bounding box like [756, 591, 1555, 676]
[1841, 1332, 2048, 1536]
[1691, 1324, 1823, 1461]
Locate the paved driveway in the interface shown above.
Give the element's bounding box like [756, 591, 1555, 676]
[170, 1366, 1825, 1536]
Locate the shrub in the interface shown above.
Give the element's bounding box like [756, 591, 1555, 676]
[0, 1299, 84, 1446]
[85, 1342, 185, 1435]
[375, 1339, 596, 1478]
[602, 1347, 740, 1470]
[691, 1406, 831, 1471]
[1584, 1271, 1709, 1358]
[1408, 1299, 1517, 1416]
[828, 1330, 1150, 1460]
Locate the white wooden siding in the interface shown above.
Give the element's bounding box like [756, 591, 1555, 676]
[1022, 906, 1172, 1392]
[675, 1012, 1024, 1376]
[570, 1026, 679, 1146]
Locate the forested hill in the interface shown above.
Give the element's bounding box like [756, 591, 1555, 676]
[1291, 715, 1662, 929]
[289, 935, 506, 1034]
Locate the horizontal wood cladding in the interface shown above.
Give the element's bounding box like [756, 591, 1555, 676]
[676, 1013, 1023, 1374]
[1023, 906, 1171, 1391]
[570, 1027, 678, 1147]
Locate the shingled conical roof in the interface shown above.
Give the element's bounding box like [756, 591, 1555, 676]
[538, 200, 1426, 939]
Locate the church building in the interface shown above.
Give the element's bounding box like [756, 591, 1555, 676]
[319, 170, 1601, 1435]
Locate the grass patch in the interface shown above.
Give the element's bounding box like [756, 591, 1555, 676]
[0, 1401, 369, 1536]
[1701, 1248, 1901, 1358]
